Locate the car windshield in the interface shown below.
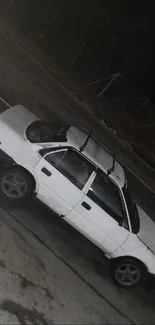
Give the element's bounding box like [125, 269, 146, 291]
[26, 120, 69, 143]
[123, 186, 140, 234]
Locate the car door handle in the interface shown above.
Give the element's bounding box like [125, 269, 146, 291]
[81, 201, 91, 210]
[41, 167, 52, 177]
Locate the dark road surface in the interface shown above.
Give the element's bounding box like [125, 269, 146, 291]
[1, 196, 155, 324]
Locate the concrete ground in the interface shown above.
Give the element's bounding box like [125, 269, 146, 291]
[0, 17, 155, 324]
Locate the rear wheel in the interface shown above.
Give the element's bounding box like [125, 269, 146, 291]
[0, 168, 34, 201]
[110, 258, 146, 288]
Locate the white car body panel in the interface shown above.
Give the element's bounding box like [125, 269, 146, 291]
[112, 233, 155, 274]
[0, 104, 38, 139]
[0, 121, 40, 189]
[65, 207, 120, 253]
[65, 172, 129, 254]
[65, 199, 129, 254]
[137, 205, 155, 254]
[34, 154, 85, 215]
[1, 105, 155, 276]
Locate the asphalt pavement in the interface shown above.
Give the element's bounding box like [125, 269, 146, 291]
[0, 205, 131, 324]
[0, 198, 155, 324]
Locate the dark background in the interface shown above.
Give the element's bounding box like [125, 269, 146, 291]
[6, 0, 155, 100]
[1, 0, 155, 166]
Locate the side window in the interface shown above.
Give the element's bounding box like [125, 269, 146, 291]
[45, 149, 94, 190]
[45, 150, 66, 168]
[87, 171, 126, 223]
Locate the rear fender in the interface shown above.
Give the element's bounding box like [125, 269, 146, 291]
[0, 149, 16, 168]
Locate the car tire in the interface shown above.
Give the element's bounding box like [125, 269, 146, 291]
[110, 258, 146, 288]
[0, 167, 35, 202]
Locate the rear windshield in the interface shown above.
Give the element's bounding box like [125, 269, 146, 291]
[26, 120, 69, 143]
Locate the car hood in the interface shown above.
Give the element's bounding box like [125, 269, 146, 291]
[137, 205, 155, 254]
[0, 105, 38, 138]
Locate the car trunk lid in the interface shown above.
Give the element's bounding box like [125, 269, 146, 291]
[0, 105, 38, 139]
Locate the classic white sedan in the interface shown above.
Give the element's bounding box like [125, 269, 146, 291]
[0, 105, 155, 288]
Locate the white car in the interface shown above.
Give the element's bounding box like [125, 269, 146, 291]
[0, 105, 155, 288]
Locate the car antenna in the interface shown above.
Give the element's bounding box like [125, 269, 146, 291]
[107, 152, 116, 175]
[80, 131, 92, 152]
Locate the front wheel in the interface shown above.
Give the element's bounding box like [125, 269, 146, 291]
[0, 168, 34, 201]
[110, 258, 146, 288]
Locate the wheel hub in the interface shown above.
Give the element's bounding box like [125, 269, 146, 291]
[1, 172, 27, 198]
[115, 263, 140, 286]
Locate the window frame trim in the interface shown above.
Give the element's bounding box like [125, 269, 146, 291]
[119, 187, 132, 232]
[40, 146, 96, 192]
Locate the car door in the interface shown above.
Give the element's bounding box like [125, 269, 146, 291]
[34, 148, 95, 215]
[65, 169, 129, 254]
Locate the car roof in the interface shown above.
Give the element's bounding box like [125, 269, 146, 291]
[0, 105, 125, 188]
[67, 126, 126, 188]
